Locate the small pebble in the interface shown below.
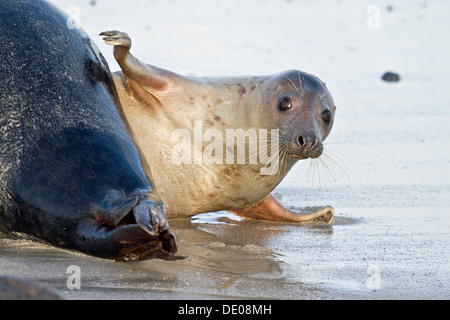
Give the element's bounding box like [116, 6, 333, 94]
[381, 71, 400, 82]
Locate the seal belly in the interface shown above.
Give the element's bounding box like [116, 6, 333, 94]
[113, 73, 284, 216]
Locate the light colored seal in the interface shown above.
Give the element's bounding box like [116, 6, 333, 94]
[100, 30, 336, 223]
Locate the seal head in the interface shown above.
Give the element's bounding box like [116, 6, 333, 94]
[261, 70, 335, 160]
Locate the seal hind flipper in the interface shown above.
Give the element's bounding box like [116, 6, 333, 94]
[76, 217, 182, 261]
[133, 199, 167, 235]
[76, 191, 183, 260]
[232, 194, 334, 224]
[109, 225, 183, 260]
[94, 190, 139, 226]
[80, 193, 184, 261]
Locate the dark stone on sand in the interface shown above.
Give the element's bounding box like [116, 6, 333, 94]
[0, 277, 63, 300]
[382, 71, 400, 82]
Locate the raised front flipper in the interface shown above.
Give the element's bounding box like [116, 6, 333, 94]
[232, 193, 334, 224]
[100, 30, 169, 92]
[76, 190, 184, 261]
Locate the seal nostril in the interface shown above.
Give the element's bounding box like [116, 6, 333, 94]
[298, 135, 305, 147]
[311, 138, 318, 149]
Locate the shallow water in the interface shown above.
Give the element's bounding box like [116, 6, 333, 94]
[1, 198, 448, 299]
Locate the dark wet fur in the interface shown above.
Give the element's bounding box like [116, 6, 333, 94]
[0, 0, 178, 260]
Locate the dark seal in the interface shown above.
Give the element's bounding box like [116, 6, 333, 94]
[0, 0, 179, 260]
[0, 277, 63, 300]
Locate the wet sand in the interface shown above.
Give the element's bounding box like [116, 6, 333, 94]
[1, 198, 448, 299]
[0, 0, 449, 299]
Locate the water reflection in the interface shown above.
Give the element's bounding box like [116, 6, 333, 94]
[190, 210, 338, 246]
[0, 212, 361, 299]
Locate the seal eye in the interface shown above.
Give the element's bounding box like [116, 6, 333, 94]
[321, 110, 332, 124]
[278, 97, 292, 111]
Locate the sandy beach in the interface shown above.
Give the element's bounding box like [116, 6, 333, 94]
[0, 0, 449, 299]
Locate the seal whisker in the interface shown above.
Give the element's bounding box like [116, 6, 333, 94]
[270, 148, 283, 179]
[304, 157, 325, 189]
[315, 158, 326, 188]
[316, 158, 324, 189]
[297, 70, 304, 95]
[266, 124, 285, 136]
[284, 75, 300, 94]
[232, 129, 283, 166]
[278, 140, 290, 161]
[233, 139, 266, 164]
[318, 155, 336, 187]
[321, 156, 337, 183]
[321, 150, 350, 180]
[275, 147, 286, 179]
[271, 150, 283, 180]
[310, 158, 320, 188]
[323, 146, 351, 163]
[256, 143, 281, 175]
[267, 154, 279, 178]
[306, 158, 314, 185]
[282, 149, 289, 180]
[322, 154, 349, 177]
[322, 148, 349, 170]
[320, 90, 331, 100]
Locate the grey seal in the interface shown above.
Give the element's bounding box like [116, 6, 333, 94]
[100, 30, 337, 223]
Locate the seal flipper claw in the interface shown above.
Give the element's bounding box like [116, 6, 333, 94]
[75, 193, 179, 260]
[100, 30, 132, 63]
[110, 226, 184, 261]
[133, 200, 168, 236]
[94, 190, 139, 226]
[75, 218, 181, 261]
[232, 193, 334, 224]
[100, 30, 131, 49]
[100, 30, 168, 91]
[285, 205, 335, 224]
